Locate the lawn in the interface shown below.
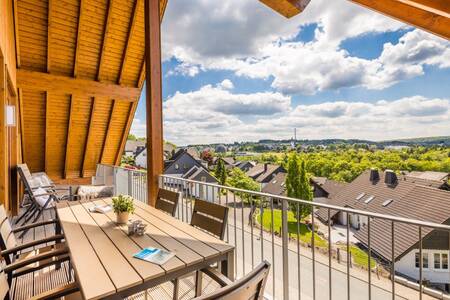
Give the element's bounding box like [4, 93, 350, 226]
[256, 209, 328, 248]
[338, 245, 376, 269]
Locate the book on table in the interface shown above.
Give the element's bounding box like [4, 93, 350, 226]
[88, 204, 112, 214]
[133, 247, 175, 265]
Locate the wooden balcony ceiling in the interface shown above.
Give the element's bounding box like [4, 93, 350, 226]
[15, 0, 167, 180]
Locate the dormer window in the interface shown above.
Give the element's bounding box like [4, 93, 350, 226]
[364, 196, 375, 204]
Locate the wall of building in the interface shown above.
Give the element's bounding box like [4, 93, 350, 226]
[396, 249, 450, 285]
[135, 149, 147, 168]
[0, 0, 19, 214]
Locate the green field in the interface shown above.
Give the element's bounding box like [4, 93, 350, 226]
[256, 209, 328, 248]
[338, 245, 376, 268]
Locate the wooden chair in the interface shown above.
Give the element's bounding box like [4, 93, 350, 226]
[155, 188, 180, 217]
[0, 265, 80, 300]
[0, 205, 69, 283]
[172, 200, 229, 299]
[191, 199, 229, 240]
[193, 260, 271, 300]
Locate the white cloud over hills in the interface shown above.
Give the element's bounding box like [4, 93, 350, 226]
[131, 81, 450, 145]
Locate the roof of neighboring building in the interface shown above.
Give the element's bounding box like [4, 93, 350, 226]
[183, 166, 217, 183]
[246, 164, 285, 183]
[407, 171, 449, 182]
[135, 147, 146, 157]
[235, 160, 256, 169]
[311, 177, 347, 199]
[164, 149, 202, 173]
[261, 173, 286, 196]
[222, 157, 236, 165]
[316, 170, 450, 262]
[125, 140, 146, 152]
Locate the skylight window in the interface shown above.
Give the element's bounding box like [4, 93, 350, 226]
[272, 180, 277, 184]
[364, 196, 375, 204]
[281, 182, 285, 187]
[382, 199, 394, 207]
[356, 193, 365, 200]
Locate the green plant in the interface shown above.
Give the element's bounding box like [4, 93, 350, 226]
[112, 195, 135, 214]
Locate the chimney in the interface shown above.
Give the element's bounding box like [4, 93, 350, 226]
[264, 163, 268, 173]
[369, 168, 379, 182]
[384, 170, 397, 185]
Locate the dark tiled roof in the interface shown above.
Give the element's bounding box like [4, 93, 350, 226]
[246, 164, 285, 183]
[262, 173, 287, 196]
[222, 157, 236, 165]
[315, 170, 450, 262]
[311, 177, 347, 199]
[407, 171, 449, 182]
[125, 140, 145, 152]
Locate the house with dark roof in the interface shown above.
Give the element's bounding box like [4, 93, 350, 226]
[234, 160, 256, 172]
[246, 163, 285, 188]
[124, 140, 146, 157]
[316, 169, 450, 290]
[163, 149, 218, 202]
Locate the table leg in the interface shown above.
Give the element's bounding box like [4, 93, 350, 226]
[221, 250, 235, 281]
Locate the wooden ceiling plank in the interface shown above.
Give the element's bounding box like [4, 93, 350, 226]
[45, 91, 49, 173]
[397, 0, 450, 18]
[349, 0, 450, 40]
[64, 95, 75, 179]
[118, 0, 140, 85]
[18, 89, 25, 163]
[81, 97, 96, 177]
[97, 0, 114, 81]
[100, 100, 116, 164]
[115, 101, 138, 165]
[13, 0, 21, 68]
[73, 0, 85, 77]
[17, 70, 141, 100]
[47, 0, 52, 73]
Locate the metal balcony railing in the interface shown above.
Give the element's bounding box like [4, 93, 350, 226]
[96, 164, 450, 300]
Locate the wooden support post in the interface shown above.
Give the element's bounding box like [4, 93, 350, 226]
[144, 0, 163, 207]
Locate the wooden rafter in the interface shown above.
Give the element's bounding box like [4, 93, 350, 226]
[115, 101, 138, 165]
[13, 0, 21, 68]
[17, 70, 141, 100]
[73, 0, 85, 78]
[349, 0, 450, 39]
[64, 95, 75, 179]
[99, 100, 117, 164]
[44, 91, 49, 172]
[17, 89, 25, 163]
[81, 97, 96, 177]
[259, 0, 310, 18]
[47, 0, 52, 72]
[118, 0, 141, 85]
[97, 0, 114, 81]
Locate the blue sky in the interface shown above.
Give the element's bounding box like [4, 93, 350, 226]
[131, 0, 450, 146]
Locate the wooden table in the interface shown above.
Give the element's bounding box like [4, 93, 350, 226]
[56, 198, 235, 300]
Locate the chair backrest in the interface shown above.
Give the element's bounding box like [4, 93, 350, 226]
[0, 205, 17, 251]
[191, 200, 228, 240]
[195, 261, 271, 300]
[17, 164, 34, 193]
[0, 268, 9, 300]
[155, 188, 180, 217]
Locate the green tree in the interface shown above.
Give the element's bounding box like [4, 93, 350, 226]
[227, 168, 259, 204]
[286, 153, 313, 220]
[215, 158, 227, 186]
[127, 134, 137, 141]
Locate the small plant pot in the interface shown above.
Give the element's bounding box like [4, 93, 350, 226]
[116, 212, 129, 224]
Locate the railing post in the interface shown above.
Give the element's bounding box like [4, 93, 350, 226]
[281, 198, 290, 300]
[112, 166, 117, 196]
[128, 170, 133, 197]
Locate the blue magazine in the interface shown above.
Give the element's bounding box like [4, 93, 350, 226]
[133, 247, 175, 265]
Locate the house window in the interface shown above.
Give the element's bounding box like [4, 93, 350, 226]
[434, 253, 441, 269]
[175, 164, 179, 170]
[443, 253, 448, 269]
[415, 252, 428, 269]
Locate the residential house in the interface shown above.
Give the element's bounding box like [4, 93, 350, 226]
[404, 171, 450, 190]
[164, 149, 218, 202]
[246, 163, 285, 188]
[311, 177, 347, 199]
[316, 169, 450, 291]
[221, 157, 236, 170]
[234, 160, 256, 172]
[134, 147, 147, 168]
[124, 140, 146, 157]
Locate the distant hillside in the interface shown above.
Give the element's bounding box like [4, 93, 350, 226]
[385, 136, 450, 144]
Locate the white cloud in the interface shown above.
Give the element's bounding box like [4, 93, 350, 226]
[145, 86, 450, 145]
[218, 79, 234, 90]
[162, 1, 449, 95]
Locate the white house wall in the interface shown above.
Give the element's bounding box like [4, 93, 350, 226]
[396, 249, 450, 284]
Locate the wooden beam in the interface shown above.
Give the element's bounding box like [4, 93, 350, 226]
[81, 97, 96, 177]
[97, 0, 114, 81]
[137, 0, 168, 89]
[115, 101, 138, 165]
[17, 88, 25, 163]
[118, 0, 140, 85]
[0, 60, 8, 210]
[13, 0, 21, 68]
[17, 70, 141, 100]
[47, 0, 52, 73]
[64, 95, 74, 179]
[349, 0, 450, 39]
[99, 100, 117, 164]
[44, 91, 49, 173]
[73, 0, 85, 78]
[144, 0, 164, 206]
[259, 0, 310, 18]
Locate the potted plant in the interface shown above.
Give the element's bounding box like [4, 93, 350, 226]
[112, 195, 135, 224]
